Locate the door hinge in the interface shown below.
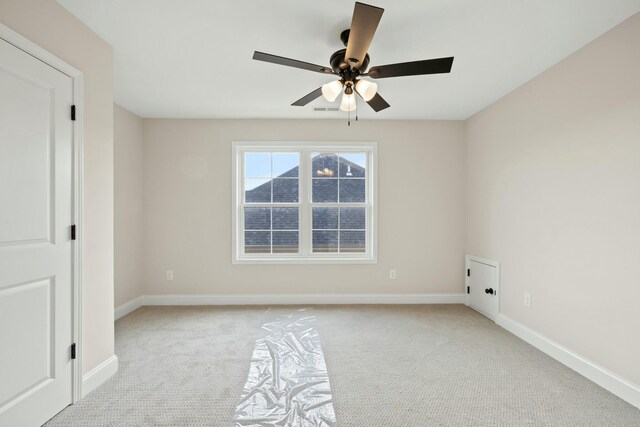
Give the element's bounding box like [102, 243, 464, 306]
[71, 105, 76, 121]
[467, 286, 470, 294]
[71, 224, 76, 240]
[467, 268, 470, 277]
[71, 343, 76, 360]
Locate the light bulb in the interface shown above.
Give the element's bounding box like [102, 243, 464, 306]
[340, 92, 356, 112]
[355, 80, 378, 101]
[322, 80, 343, 102]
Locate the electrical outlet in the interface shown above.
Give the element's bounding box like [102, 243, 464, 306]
[390, 269, 396, 280]
[524, 292, 532, 308]
[166, 270, 174, 281]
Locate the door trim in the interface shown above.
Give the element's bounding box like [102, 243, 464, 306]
[0, 23, 84, 403]
[465, 255, 501, 321]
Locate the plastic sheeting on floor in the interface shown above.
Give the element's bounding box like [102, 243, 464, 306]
[233, 309, 337, 427]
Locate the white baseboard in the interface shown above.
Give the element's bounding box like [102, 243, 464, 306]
[497, 314, 640, 409]
[114, 296, 145, 320]
[141, 293, 465, 306]
[82, 355, 118, 398]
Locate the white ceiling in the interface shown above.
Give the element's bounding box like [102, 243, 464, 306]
[57, 0, 640, 120]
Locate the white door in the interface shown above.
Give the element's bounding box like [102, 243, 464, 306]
[0, 37, 75, 427]
[466, 257, 499, 321]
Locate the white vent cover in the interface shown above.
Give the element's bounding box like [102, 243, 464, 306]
[313, 107, 340, 112]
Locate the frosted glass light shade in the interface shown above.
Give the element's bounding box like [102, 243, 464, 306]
[321, 80, 343, 102]
[340, 93, 356, 112]
[355, 80, 378, 101]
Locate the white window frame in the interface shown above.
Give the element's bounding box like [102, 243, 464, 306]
[232, 141, 377, 264]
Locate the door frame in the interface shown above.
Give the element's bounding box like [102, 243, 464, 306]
[465, 255, 501, 321]
[0, 23, 84, 403]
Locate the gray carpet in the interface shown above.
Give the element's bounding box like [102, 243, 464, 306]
[46, 305, 640, 426]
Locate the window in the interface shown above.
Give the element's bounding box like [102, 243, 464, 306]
[233, 142, 377, 263]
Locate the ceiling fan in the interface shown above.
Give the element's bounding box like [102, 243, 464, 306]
[252, 2, 454, 114]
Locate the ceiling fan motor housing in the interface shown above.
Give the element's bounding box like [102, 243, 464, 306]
[330, 48, 370, 76]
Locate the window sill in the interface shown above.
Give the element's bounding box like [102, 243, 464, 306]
[232, 256, 377, 265]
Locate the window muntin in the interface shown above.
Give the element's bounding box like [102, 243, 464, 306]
[233, 143, 376, 263]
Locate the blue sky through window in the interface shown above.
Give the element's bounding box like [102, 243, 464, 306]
[337, 153, 366, 168]
[245, 153, 271, 177]
[272, 153, 299, 177]
[244, 152, 364, 192]
[245, 152, 299, 191]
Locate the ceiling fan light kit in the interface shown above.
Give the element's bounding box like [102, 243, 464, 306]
[340, 92, 357, 112]
[321, 80, 343, 103]
[252, 1, 454, 120]
[355, 79, 377, 102]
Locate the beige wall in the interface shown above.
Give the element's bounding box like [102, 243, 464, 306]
[114, 105, 145, 307]
[142, 119, 467, 295]
[0, 0, 114, 375]
[466, 13, 640, 385]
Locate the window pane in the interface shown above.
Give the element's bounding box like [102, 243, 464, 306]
[273, 231, 299, 253]
[273, 153, 299, 177]
[244, 208, 270, 230]
[245, 153, 271, 177]
[245, 231, 270, 253]
[273, 178, 298, 203]
[312, 179, 338, 203]
[339, 153, 366, 177]
[312, 207, 338, 229]
[245, 178, 271, 203]
[339, 178, 365, 203]
[312, 153, 338, 177]
[340, 208, 366, 229]
[313, 230, 338, 253]
[340, 231, 366, 253]
[272, 208, 298, 230]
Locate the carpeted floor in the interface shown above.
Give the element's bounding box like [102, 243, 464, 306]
[46, 305, 640, 426]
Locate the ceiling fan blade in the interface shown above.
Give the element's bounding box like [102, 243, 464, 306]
[361, 92, 390, 112]
[253, 51, 334, 74]
[344, 2, 384, 69]
[368, 57, 454, 79]
[292, 87, 323, 106]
